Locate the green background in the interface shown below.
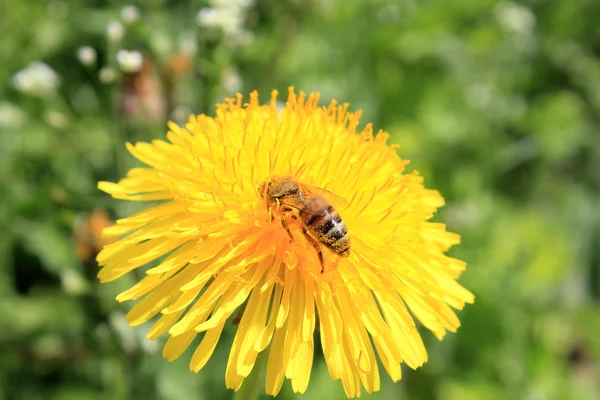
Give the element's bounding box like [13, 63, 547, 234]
[2, 0, 600, 399]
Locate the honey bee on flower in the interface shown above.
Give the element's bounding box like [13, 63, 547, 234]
[259, 176, 350, 273]
[97, 88, 474, 398]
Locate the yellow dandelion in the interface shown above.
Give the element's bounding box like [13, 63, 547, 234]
[97, 88, 475, 397]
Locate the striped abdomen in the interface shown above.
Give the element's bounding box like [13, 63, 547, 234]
[300, 196, 351, 257]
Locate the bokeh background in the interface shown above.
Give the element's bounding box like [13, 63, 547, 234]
[2, 0, 600, 399]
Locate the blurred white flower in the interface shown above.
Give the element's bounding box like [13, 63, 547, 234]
[106, 20, 124, 42]
[221, 67, 242, 94]
[495, 2, 535, 37]
[495, 2, 536, 52]
[0, 102, 27, 128]
[210, 0, 253, 8]
[196, 5, 246, 37]
[220, 8, 246, 36]
[116, 49, 143, 73]
[77, 46, 97, 66]
[197, 7, 219, 28]
[12, 61, 60, 98]
[99, 66, 118, 84]
[120, 5, 140, 24]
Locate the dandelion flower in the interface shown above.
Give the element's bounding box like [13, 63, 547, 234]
[97, 88, 475, 397]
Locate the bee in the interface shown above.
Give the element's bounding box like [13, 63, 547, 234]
[258, 176, 350, 272]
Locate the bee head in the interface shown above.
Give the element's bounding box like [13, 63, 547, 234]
[259, 176, 279, 199]
[259, 175, 291, 201]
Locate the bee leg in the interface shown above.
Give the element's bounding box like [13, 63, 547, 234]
[281, 217, 294, 242]
[302, 227, 324, 273]
[267, 206, 274, 223]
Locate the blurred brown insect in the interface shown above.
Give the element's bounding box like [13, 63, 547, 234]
[259, 176, 350, 273]
[120, 55, 166, 121]
[120, 52, 193, 121]
[74, 209, 114, 263]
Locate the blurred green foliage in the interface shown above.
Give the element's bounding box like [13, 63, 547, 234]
[2, 0, 600, 399]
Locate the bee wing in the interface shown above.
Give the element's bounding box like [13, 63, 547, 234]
[298, 182, 348, 207]
[276, 195, 307, 210]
